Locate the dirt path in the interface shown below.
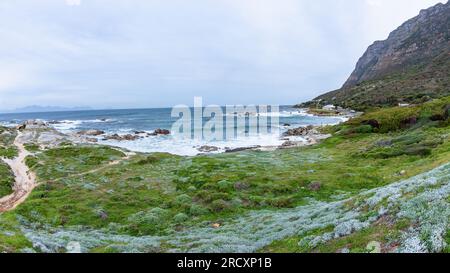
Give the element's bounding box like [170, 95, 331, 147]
[54, 152, 134, 182]
[0, 132, 37, 212]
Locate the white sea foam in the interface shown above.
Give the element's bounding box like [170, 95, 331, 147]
[0, 121, 19, 128]
[50, 119, 116, 132]
[223, 110, 312, 118]
[99, 133, 286, 156]
[42, 112, 347, 156]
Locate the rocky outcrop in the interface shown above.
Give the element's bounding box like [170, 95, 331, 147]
[150, 129, 171, 136]
[343, 2, 450, 88]
[16, 120, 48, 130]
[197, 145, 220, 153]
[308, 1, 450, 109]
[283, 126, 314, 137]
[102, 134, 140, 141]
[225, 146, 261, 153]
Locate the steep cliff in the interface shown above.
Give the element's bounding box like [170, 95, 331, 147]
[309, 1, 450, 110]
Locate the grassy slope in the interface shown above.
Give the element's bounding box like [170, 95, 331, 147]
[0, 163, 14, 197]
[308, 53, 450, 111]
[0, 127, 16, 198]
[0, 97, 449, 252]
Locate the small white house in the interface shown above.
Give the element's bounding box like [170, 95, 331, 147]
[398, 103, 410, 107]
[323, 104, 336, 111]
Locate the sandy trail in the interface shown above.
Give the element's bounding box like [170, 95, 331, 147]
[0, 132, 37, 212]
[54, 152, 134, 182]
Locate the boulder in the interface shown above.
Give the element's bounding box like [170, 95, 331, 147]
[234, 182, 250, 191]
[149, 129, 171, 136]
[283, 127, 310, 137]
[48, 120, 62, 124]
[197, 145, 220, 153]
[85, 138, 98, 143]
[123, 134, 139, 141]
[280, 141, 296, 148]
[16, 124, 26, 131]
[225, 146, 261, 153]
[104, 134, 139, 141]
[103, 134, 121, 141]
[308, 182, 322, 191]
[19, 120, 49, 129]
[375, 140, 393, 147]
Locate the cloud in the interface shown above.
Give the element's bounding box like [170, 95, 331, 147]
[0, 0, 445, 110]
[366, 0, 382, 7]
[65, 0, 81, 6]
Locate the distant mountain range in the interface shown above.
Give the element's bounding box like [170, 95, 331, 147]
[301, 1, 450, 110]
[1, 105, 93, 114]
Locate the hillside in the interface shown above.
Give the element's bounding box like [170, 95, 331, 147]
[304, 1, 450, 110]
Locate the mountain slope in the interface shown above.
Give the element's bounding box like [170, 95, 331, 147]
[309, 1, 450, 110]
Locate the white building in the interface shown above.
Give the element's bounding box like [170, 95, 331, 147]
[323, 104, 336, 111]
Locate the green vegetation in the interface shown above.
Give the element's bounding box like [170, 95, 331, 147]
[0, 97, 449, 252]
[0, 162, 14, 197]
[0, 127, 16, 197]
[24, 144, 41, 153]
[0, 127, 18, 159]
[309, 54, 450, 110]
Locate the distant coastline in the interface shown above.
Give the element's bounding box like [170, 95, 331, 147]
[1, 105, 93, 114]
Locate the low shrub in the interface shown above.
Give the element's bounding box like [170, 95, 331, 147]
[404, 146, 432, 157]
[173, 213, 189, 223]
[210, 199, 230, 212]
[174, 194, 192, 206]
[189, 204, 209, 216]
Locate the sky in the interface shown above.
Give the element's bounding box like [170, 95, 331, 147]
[0, 0, 445, 110]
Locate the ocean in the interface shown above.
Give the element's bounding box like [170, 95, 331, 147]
[0, 106, 345, 156]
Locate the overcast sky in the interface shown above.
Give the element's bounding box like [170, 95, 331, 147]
[0, 0, 445, 110]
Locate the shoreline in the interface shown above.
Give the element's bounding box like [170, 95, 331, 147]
[9, 124, 338, 157]
[4, 108, 356, 156]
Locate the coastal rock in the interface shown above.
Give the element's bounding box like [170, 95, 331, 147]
[283, 126, 313, 137]
[225, 146, 261, 153]
[149, 129, 171, 136]
[85, 138, 98, 143]
[103, 134, 140, 141]
[123, 134, 140, 141]
[17, 120, 49, 130]
[48, 120, 62, 125]
[77, 130, 105, 136]
[280, 141, 297, 148]
[197, 145, 220, 153]
[16, 124, 26, 131]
